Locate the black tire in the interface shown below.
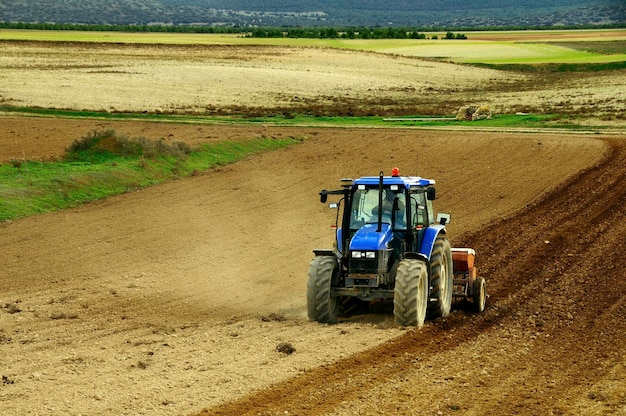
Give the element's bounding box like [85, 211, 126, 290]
[428, 235, 454, 319]
[307, 256, 339, 324]
[393, 258, 429, 327]
[472, 277, 486, 313]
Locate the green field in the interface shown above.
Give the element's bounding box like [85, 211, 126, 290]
[2, 28, 625, 64]
[380, 40, 626, 63]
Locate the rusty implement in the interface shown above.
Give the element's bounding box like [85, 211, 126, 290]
[452, 248, 486, 312]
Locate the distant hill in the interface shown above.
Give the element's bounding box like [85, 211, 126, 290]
[0, 0, 624, 28]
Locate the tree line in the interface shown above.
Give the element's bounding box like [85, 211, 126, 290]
[0, 22, 468, 38]
[1, 21, 623, 39]
[249, 27, 467, 39]
[0, 22, 240, 34]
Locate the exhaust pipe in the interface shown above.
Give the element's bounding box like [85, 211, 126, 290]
[377, 171, 383, 232]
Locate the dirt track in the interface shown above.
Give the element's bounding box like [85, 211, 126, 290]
[202, 135, 626, 416]
[1, 116, 624, 415]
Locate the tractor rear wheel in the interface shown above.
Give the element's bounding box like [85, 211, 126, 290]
[393, 258, 428, 327]
[307, 256, 339, 324]
[428, 235, 454, 319]
[472, 277, 487, 313]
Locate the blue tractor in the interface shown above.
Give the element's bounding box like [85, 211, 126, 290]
[307, 168, 486, 326]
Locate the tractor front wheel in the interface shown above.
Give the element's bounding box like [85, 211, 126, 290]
[393, 258, 429, 327]
[307, 256, 339, 324]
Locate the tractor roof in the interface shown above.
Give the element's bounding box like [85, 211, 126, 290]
[353, 175, 435, 189]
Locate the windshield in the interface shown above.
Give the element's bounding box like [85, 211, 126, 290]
[349, 187, 406, 230]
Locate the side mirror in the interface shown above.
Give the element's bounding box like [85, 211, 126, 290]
[427, 187, 436, 201]
[320, 190, 328, 203]
[437, 212, 451, 225]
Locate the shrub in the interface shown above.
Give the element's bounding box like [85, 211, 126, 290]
[9, 158, 23, 168]
[66, 130, 194, 161]
[456, 105, 492, 121]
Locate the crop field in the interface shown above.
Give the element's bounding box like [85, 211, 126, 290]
[385, 41, 626, 63]
[1, 29, 625, 123]
[1, 29, 625, 415]
[2, 28, 625, 63]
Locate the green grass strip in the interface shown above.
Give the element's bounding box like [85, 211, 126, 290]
[2, 105, 610, 131]
[2, 104, 613, 129]
[469, 61, 626, 72]
[0, 136, 301, 221]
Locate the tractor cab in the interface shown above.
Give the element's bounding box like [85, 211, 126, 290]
[322, 170, 439, 266]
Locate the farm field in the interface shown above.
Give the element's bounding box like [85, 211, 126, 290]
[383, 40, 626, 64]
[1, 28, 625, 64]
[2, 37, 626, 124]
[1, 31, 626, 415]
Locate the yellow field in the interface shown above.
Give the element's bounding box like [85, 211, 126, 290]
[1, 29, 624, 124]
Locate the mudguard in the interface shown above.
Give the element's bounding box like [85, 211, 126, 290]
[418, 224, 447, 260]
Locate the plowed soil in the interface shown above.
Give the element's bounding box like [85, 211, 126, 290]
[1, 116, 624, 415]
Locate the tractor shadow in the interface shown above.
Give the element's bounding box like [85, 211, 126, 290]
[338, 298, 482, 327]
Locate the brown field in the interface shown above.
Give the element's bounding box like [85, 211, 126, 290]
[1, 38, 626, 415]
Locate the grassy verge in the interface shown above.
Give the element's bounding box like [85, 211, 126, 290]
[0, 105, 605, 130]
[379, 114, 586, 128]
[0, 130, 301, 221]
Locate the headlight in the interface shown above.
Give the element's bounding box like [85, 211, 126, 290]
[351, 251, 376, 259]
